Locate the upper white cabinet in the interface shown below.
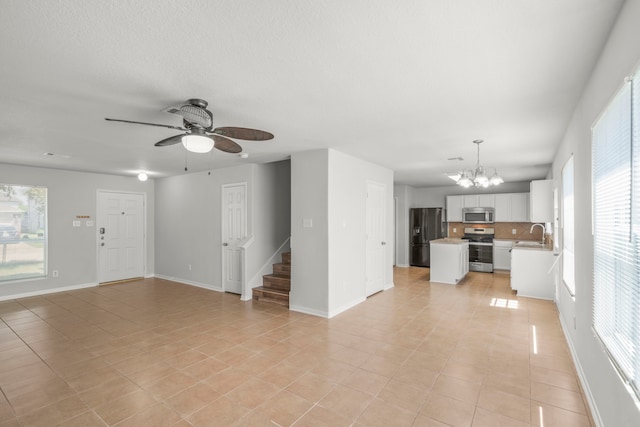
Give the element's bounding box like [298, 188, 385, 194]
[447, 192, 528, 222]
[462, 194, 495, 208]
[511, 193, 529, 222]
[494, 193, 529, 222]
[530, 179, 553, 223]
[446, 196, 463, 222]
[494, 194, 511, 222]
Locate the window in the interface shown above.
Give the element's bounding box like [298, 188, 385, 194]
[562, 156, 575, 295]
[0, 184, 47, 282]
[592, 71, 640, 401]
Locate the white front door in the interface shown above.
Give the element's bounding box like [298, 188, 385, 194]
[222, 183, 247, 294]
[98, 191, 144, 283]
[366, 181, 386, 296]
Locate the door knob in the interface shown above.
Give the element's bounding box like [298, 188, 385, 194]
[222, 243, 228, 246]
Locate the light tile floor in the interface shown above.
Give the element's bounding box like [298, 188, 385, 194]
[0, 268, 594, 426]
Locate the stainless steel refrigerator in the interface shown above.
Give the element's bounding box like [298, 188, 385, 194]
[410, 207, 445, 267]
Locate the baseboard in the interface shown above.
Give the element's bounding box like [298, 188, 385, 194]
[327, 297, 366, 318]
[289, 304, 329, 318]
[559, 314, 603, 427]
[153, 274, 223, 293]
[395, 263, 410, 268]
[0, 282, 98, 301]
[384, 281, 395, 290]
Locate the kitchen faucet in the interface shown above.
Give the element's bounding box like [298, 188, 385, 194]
[530, 223, 546, 245]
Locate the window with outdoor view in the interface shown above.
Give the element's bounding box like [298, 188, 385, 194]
[0, 184, 47, 282]
[592, 68, 640, 402]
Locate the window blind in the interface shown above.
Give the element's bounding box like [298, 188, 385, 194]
[592, 75, 640, 401]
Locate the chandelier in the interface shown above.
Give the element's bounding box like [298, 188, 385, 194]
[449, 139, 503, 188]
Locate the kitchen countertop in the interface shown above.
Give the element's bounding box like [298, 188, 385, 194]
[512, 241, 553, 251]
[431, 238, 468, 245]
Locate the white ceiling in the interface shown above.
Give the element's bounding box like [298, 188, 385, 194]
[0, 0, 624, 187]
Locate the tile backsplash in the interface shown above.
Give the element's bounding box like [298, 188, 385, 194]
[448, 222, 544, 241]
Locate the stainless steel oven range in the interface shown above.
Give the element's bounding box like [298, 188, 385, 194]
[462, 227, 494, 272]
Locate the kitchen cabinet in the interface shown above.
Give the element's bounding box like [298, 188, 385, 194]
[494, 193, 529, 222]
[493, 240, 513, 270]
[511, 193, 529, 222]
[511, 247, 555, 299]
[463, 194, 495, 208]
[530, 179, 553, 223]
[446, 196, 463, 222]
[430, 239, 469, 284]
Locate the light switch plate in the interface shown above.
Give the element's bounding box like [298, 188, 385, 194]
[73, 220, 81, 227]
[512, 229, 517, 234]
[86, 220, 94, 227]
[303, 219, 313, 228]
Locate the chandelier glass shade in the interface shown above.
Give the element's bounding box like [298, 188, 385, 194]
[450, 140, 503, 188]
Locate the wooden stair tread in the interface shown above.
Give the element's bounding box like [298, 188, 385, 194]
[253, 252, 291, 308]
[252, 286, 289, 307]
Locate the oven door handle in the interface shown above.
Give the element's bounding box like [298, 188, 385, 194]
[468, 242, 493, 246]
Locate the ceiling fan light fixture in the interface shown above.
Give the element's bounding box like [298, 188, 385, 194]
[181, 134, 214, 153]
[452, 140, 503, 188]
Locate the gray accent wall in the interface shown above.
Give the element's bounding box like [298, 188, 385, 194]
[0, 163, 155, 299]
[154, 160, 290, 294]
[551, 1, 640, 425]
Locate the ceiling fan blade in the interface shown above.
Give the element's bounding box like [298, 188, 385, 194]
[213, 127, 274, 141]
[212, 135, 242, 153]
[105, 118, 186, 131]
[154, 134, 184, 147]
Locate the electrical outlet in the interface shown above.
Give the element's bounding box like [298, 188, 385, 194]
[512, 229, 517, 235]
[453, 227, 457, 233]
[188, 264, 192, 271]
[52, 270, 59, 277]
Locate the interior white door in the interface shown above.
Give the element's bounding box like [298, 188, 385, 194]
[366, 181, 386, 296]
[222, 183, 247, 294]
[98, 191, 144, 283]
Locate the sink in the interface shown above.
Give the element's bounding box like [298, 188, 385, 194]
[515, 241, 544, 248]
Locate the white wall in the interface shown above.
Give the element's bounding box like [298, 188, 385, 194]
[291, 149, 394, 318]
[0, 163, 155, 299]
[328, 150, 394, 317]
[551, 1, 640, 425]
[154, 161, 291, 296]
[394, 184, 412, 267]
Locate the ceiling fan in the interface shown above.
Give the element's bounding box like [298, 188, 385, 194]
[105, 98, 274, 154]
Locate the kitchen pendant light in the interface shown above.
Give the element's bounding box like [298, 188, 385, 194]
[451, 140, 503, 188]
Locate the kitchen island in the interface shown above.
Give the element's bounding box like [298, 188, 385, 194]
[429, 238, 469, 284]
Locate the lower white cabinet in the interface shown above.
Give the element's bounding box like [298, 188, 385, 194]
[493, 240, 513, 270]
[430, 240, 469, 284]
[510, 248, 555, 299]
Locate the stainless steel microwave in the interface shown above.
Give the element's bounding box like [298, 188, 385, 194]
[462, 207, 495, 224]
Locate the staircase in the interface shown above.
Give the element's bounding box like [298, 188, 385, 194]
[252, 252, 290, 307]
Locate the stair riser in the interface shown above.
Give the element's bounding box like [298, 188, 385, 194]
[282, 252, 291, 265]
[273, 264, 291, 277]
[252, 289, 289, 307]
[263, 277, 290, 291]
